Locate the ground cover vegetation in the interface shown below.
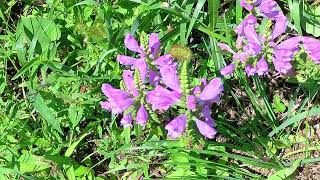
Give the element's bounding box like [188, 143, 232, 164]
[0, 0, 320, 179]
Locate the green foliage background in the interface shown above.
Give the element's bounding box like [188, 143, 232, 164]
[0, 0, 319, 179]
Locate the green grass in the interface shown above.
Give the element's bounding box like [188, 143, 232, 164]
[0, 0, 319, 179]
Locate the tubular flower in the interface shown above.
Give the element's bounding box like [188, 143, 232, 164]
[165, 115, 187, 139]
[146, 86, 181, 111]
[136, 104, 148, 126]
[195, 119, 217, 139]
[201, 105, 215, 127]
[302, 37, 320, 64]
[122, 70, 139, 97]
[272, 37, 302, 74]
[117, 33, 161, 82]
[256, 57, 269, 75]
[187, 95, 196, 111]
[245, 64, 256, 76]
[220, 64, 236, 77]
[198, 78, 224, 104]
[120, 113, 133, 128]
[101, 84, 134, 114]
[154, 54, 181, 93]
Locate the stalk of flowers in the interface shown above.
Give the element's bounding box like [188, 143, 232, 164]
[101, 33, 164, 128]
[150, 45, 225, 140]
[218, 0, 320, 78]
[101, 33, 225, 141]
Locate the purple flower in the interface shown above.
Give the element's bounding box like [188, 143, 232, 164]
[120, 113, 133, 127]
[245, 64, 256, 76]
[272, 59, 293, 74]
[272, 14, 287, 39]
[136, 104, 148, 125]
[158, 65, 181, 93]
[220, 64, 235, 77]
[256, 57, 269, 75]
[148, 33, 161, 58]
[240, 0, 253, 11]
[302, 37, 320, 64]
[117, 33, 162, 82]
[149, 70, 160, 86]
[217, 43, 235, 54]
[235, 15, 257, 36]
[257, 0, 281, 19]
[195, 119, 217, 139]
[122, 70, 138, 97]
[187, 95, 196, 110]
[101, 84, 134, 114]
[154, 54, 174, 66]
[272, 37, 302, 74]
[198, 78, 224, 104]
[201, 105, 215, 127]
[146, 86, 181, 111]
[124, 34, 144, 54]
[165, 115, 187, 139]
[243, 42, 262, 56]
[154, 54, 181, 92]
[233, 51, 251, 62]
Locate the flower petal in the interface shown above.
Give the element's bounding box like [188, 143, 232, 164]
[198, 78, 224, 103]
[122, 70, 138, 97]
[136, 105, 148, 125]
[220, 64, 235, 77]
[165, 115, 187, 139]
[124, 34, 143, 54]
[117, 55, 137, 65]
[146, 86, 181, 111]
[121, 113, 133, 127]
[195, 119, 217, 139]
[149, 33, 161, 58]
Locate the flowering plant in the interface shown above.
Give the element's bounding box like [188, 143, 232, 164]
[101, 33, 224, 141]
[218, 0, 320, 80]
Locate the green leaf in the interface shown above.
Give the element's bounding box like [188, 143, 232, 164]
[269, 106, 320, 137]
[272, 95, 286, 113]
[288, 0, 302, 34]
[267, 159, 301, 180]
[17, 16, 61, 56]
[301, 2, 320, 37]
[68, 104, 84, 129]
[18, 153, 51, 174]
[186, 0, 206, 39]
[65, 133, 88, 157]
[30, 91, 63, 134]
[208, 0, 221, 30]
[12, 57, 40, 80]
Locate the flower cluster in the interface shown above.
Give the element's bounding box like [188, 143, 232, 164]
[219, 0, 320, 77]
[101, 33, 224, 140]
